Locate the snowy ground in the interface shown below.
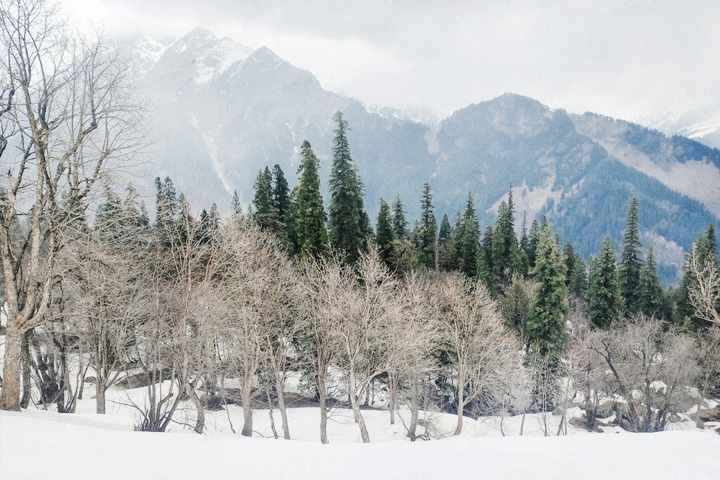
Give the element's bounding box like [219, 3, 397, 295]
[1, 383, 719, 480]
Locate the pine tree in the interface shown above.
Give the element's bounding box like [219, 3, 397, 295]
[568, 252, 588, 299]
[491, 185, 520, 291]
[477, 225, 494, 290]
[272, 164, 296, 249]
[253, 167, 283, 235]
[588, 237, 622, 329]
[375, 198, 395, 268]
[525, 224, 568, 362]
[295, 140, 329, 258]
[438, 213, 452, 245]
[328, 111, 366, 263]
[459, 192, 480, 278]
[416, 182, 437, 269]
[437, 213, 460, 272]
[619, 197, 643, 315]
[525, 219, 541, 270]
[231, 190, 243, 222]
[391, 195, 408, 241]
[154, 176, 180, 249]
[637, 242, 664, 319]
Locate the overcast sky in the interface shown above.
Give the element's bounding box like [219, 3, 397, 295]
[60, 0, 720, 122]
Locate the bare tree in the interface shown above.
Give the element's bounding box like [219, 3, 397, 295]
[435, 272, 521, 435]
[588, 315, 699, 432]
[218, 222, 295, 438]
[296, 255, 343, 444]
[0, 0, 145, 410]
[332, 248, 402, 443]
[392, 271, 441, 441]
[688, 243, 720, 326]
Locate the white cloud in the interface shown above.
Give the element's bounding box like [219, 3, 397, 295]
[58, 0, 720, 122]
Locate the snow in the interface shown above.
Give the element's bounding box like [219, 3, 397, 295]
[2, 406, 719, 479]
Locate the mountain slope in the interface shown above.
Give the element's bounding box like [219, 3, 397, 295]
[126, 30, 720, 284]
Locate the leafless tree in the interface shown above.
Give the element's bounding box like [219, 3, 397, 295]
[296, 255, 343, 444]
[331, 248, 403, 443]
[0, 0, 145, 410]
[64, 235, 151, 414]
[218, 222, 295, 438]
[392, 271, 441, 441]
[588, 315, 699, 432]
[688, 243, 720, 326]
[434, 272, 521, 435]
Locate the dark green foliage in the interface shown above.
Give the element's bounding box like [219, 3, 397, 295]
[272, 164, 296, 250]
[525, 224, 568, 361]
[154, 176, 180, 249]
[415, 182, 437, 269]
[477, 225, 494, 290]
[525, 219, 540, 271]
[568, 252, 588, 299]
[328, 111, 366, 263]
[253, 167, 284, 236]
[619, 198, 643, 315]
[637, 242, 665, 320]
[295, 141, 328, 258]
[563, 242, 587, 299]
[437, 213, 459, 272]
[391, 195, 408, 241]
[491, 187, 520, 292]
[438, 213, 452, 245]
[458, 192, 480, 278]
[588, 237, 622, 329]
[374, 198, 395, 268]
[499, 280, 531, 340]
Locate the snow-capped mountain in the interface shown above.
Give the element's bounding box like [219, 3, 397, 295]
[123, 29, 720, 284]
[635, 105, 720, 150]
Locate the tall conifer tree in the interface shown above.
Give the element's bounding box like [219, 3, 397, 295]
[525, 224, 568, 362]
[391, 195, 408, 241]
[619, 197, 643, 315]
[375, 198, 395, 268]
[328, 112, 366, 263]
[253, 167, 283, 235]
[588, 237, 622, 329]
[637, 242, 664, 319]
[416, 182, 437, 269]
[459, 192, 480, 278]
[295, 141, 328, 258]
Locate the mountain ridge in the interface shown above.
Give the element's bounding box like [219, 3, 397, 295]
[121, 29, 720, 284]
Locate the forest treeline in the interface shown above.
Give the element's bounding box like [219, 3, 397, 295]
[1, 0, 720, 444]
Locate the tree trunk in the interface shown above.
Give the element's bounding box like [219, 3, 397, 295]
[96, 377, 107, 415]
[348, 369, 370, 443]
[408, 374, 419, 441]
[389, 372, 396, 425]
[241, 381, 253, 437]
[0, 324, 23, 411]
[186, 381, 204, 434]
[454, 368, 465, 436]
[20, 330, 32, 409]
[318, 369, 328, 444]
[275, 372, 290, 439]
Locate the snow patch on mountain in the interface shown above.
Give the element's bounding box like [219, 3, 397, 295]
[189, 114, 233, 196]
[644, 232, 685, 273]
[488, 178, 563, 227]
[572, 115, 720, 217]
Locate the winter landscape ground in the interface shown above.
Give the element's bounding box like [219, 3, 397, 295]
[1, 378, 719, 480]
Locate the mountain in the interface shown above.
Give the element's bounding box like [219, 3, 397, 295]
[124, 29, 720, 284]
[636, 106, 720, 150]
